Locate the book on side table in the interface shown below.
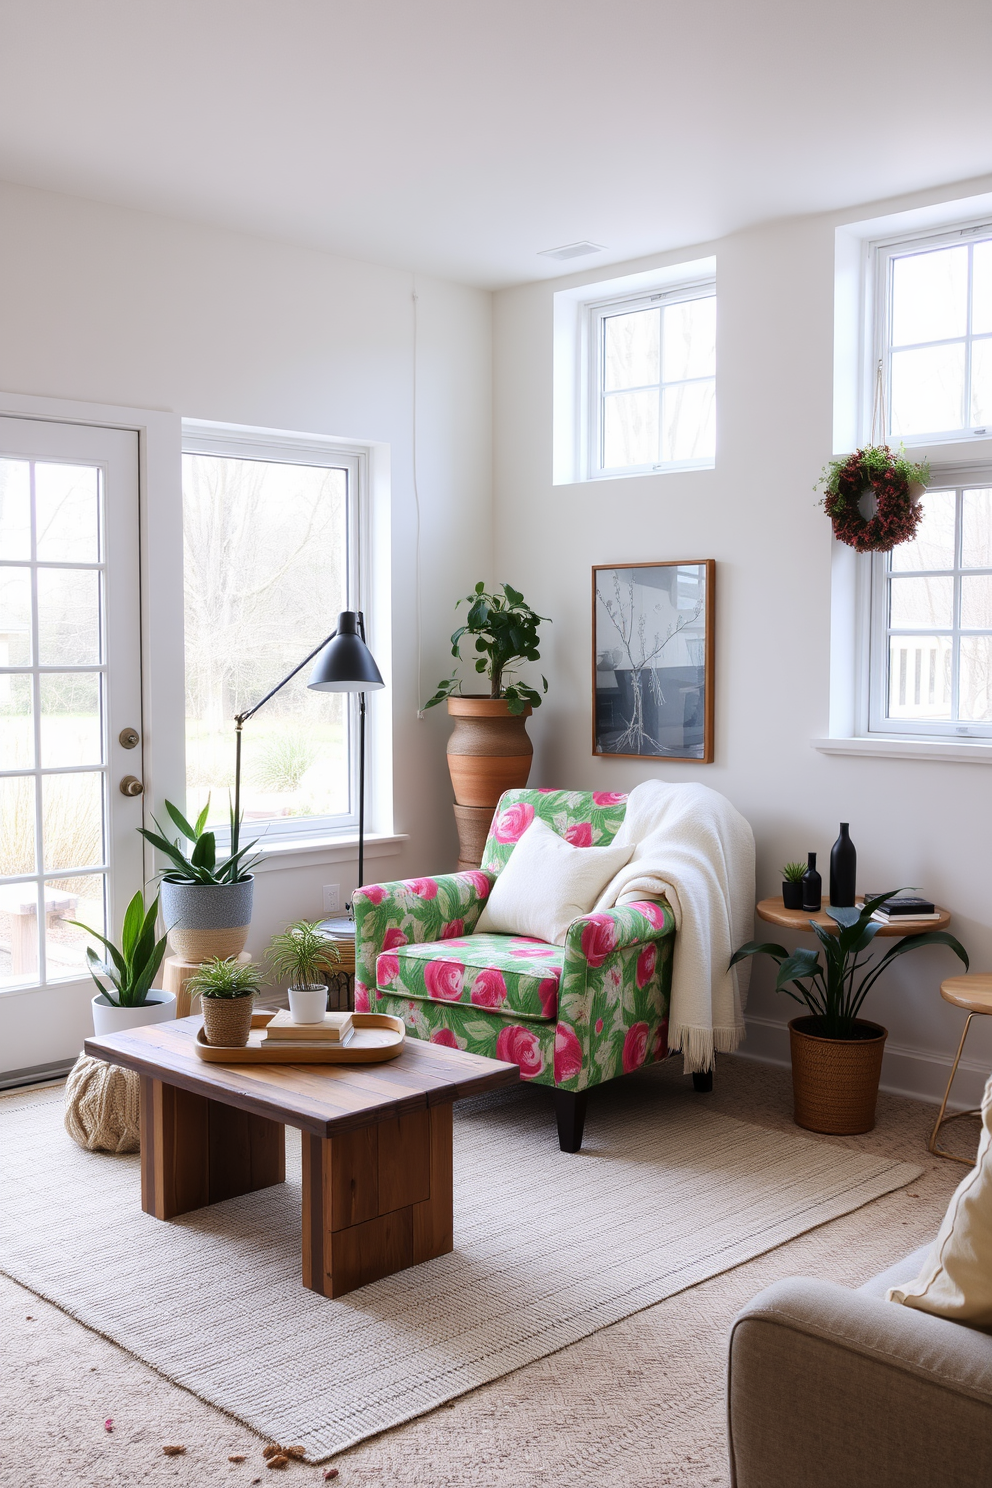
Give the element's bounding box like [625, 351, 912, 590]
[860, 894, 941, 924]
[261, 1009, 355, 1048]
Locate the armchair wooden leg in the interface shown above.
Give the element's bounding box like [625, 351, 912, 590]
[692, 1070, 713, 1093]
[555, 1089, 587, 1153]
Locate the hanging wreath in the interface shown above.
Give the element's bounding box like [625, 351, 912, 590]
[817, 445, 930, 554]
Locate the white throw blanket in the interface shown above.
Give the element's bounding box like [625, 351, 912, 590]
[594, 779, 755, 1073]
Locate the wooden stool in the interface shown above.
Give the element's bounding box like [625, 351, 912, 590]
[163, 952, 253, 1019]
[929, 974, 992, 1165]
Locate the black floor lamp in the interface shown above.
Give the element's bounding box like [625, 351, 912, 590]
[233, 610, 384, 897]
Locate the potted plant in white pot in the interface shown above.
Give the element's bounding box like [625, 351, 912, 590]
[138, 798, 261, 962]
[731, 892, 968, 1135]
[267, 921, 341, 1024]
[72, 890, 174, 1036]
[186, 955, 264, 1047]
[423, 582, 550, 868]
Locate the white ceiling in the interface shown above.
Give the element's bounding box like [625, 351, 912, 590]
[1, 0, 991, 289]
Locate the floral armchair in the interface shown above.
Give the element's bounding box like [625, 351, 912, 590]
[354, 789, 702, 1152]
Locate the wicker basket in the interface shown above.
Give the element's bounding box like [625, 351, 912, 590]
[200, 993, 255, 1047]
[789, 1017, 888, 1135]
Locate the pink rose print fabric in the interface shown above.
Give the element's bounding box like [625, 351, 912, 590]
[493, 801, 534, 844]
[496, 1024, 545, 1079]
[554, 1022, 583, 1083]
[354, 790, 674, 1092]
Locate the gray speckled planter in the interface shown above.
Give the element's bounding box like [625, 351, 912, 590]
[160, 877, 254, 962]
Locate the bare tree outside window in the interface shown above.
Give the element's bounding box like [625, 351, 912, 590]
[182, 453, 351, 828]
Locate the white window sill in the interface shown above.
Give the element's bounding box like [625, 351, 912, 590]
[812, 736, 992, 764]
[252, 832, 408, 874]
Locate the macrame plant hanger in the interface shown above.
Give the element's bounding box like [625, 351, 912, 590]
[870, 358, 886, 446]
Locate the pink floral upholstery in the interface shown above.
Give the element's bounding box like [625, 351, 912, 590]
[354, 789, 675, 1093]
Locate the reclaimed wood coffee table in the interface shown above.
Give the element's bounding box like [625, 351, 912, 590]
[85, 1016, 518, 1298]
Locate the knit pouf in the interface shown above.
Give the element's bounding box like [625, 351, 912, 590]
[64, 1054, 141, 1154]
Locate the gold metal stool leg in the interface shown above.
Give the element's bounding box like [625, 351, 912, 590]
[929, 1013, 982, 1165]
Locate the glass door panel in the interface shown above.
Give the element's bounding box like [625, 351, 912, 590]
[0, 417, 142, 1008]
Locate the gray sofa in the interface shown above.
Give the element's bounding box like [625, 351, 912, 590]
[728, 1243, 992, 1488]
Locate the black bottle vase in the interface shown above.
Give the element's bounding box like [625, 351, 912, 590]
[829, 823, 857, 908]
[801, 852, 822, 913]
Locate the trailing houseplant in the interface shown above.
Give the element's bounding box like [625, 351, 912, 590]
[72, 890, 175, 1036]
[137, 797, 262, 962]
[731, 892, 968, 1134]
[423, 582, 551, 869]
[816, 445, 930, 553]
[781, 860, 806, 911]
[186, 955, 264, 1047]
[268, 920, 341, 1024]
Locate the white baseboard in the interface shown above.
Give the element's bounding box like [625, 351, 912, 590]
[739, 1015, 989, 1112]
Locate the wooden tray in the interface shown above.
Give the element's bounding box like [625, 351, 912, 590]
[193, 1011, 405, 1064]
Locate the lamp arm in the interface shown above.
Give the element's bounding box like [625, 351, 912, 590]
[234, 629, 338, 729]
[232, 628, 338, 853]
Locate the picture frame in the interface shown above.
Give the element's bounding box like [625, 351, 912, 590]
[592, 560, 715, 762]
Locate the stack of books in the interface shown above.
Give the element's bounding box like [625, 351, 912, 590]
[862, 895, 940, 924]
[261, 1009, 355, 1049]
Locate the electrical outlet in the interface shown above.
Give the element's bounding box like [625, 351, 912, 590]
[322, 884, 340, 913]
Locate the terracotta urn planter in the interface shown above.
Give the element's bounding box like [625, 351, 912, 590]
[789, 1016, 888, 1135]
[446, 697, 533, 869]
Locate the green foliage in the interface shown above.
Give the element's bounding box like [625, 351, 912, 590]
[423, 581, 550, 715]
[267, 920, 341, 989]
[70, 890, 169, 1009]
[252, 734, 319, 793]
[730, 891, 969, 1039]
[137, 796, 261, 885]
[186, 956, 264, 1000]
[816, 444, 930, 501]
[781, 861, 807, 883]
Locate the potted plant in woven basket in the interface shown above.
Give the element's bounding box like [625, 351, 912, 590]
[423, 582, 550, 869]
[186, 956, 264, 1047]
[267, 920, 341, 1024]
[731, 892, 968, 1134]
[138, 797, 262, 962]
[72, 890, 174, 1036]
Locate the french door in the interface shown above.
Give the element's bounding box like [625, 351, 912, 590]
[0, 416, 143, 1049]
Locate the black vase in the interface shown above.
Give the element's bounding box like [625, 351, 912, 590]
[829, 823, 857, 908]
[802, 852, 822, 913]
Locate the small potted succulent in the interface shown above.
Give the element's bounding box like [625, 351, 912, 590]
[186, 956, 264, 1047]
[268, 921, 341, 1024]
[72, 890, 174, 1036]
[138, 798, 262, 962]
[781, 861, 806, 911]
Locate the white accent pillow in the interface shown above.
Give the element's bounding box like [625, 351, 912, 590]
[887, 1073, 992, 1326]
[476, 816, 633, 947]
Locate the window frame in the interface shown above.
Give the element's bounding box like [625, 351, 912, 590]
[866, 464, 992, 741]
[180, 423, 370, 847]
[871, 218, 992, 448]
[584, 276, 716, 480]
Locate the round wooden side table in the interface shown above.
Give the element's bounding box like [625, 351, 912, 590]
[928, 973, 992, 1165]
[756, 897, 952, 937]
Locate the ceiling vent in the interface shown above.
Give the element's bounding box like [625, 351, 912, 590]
[537, 241, 604, 261]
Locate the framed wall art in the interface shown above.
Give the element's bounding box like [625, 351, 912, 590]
[592, 560, 714, 762]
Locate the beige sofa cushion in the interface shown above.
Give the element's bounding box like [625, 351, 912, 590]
[888, 1075, 992, 1326]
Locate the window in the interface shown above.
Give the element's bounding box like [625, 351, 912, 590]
[874, 225, 992, 443]
[181, 429, 366, 842]
[868, 474, 992, 738]
[588, 281, 716, 477]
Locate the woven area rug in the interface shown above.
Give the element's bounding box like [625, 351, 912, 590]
[0, 1071, 919, 1463]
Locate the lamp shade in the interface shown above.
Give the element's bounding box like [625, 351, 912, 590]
[307, 611, 384, 692]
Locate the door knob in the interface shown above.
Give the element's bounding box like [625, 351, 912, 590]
[119, 775, 144, 797]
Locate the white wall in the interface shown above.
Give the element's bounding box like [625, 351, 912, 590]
[0, 177, 491, 1076]
[493, 178, 992, 1110]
